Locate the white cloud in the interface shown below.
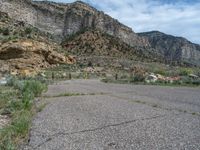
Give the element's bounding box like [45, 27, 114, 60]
[39, 0, 200, 44]
[86, 0, 200, 44]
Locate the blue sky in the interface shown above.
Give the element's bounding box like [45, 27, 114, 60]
[37, 0, 200, 44]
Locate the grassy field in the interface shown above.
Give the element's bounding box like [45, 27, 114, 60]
[0, 77, 47, 149]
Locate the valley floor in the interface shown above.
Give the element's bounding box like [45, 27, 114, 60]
[23, 79, 200, 150]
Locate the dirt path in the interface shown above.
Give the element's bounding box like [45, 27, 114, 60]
[23, 79, 200, 150]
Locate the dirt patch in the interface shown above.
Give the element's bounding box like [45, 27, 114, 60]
[0, 115, 10, 129]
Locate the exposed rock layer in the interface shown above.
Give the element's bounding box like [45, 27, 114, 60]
[0, 39, 75, 74]
[0, 0, 149, 46]
[0, 0, 200, 66]
[138, 31, 200, 66]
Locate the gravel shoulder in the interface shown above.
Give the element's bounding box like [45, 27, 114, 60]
[23, 79, 200, 150]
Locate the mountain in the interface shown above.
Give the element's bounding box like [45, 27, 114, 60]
[0, 0, 148, 46]
[0, 0, 200, 67]
[62, 29, 163, 62]
[0, 11, 75, 75]
[138, 31, 200, 66]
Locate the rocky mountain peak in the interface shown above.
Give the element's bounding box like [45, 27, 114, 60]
[69, 1, 98, 15]
[72, 1, 94, 8]
[140, 31, 164, 37]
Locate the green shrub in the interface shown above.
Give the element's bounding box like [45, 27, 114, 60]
[24, 27, 32, 35]
[0, 110, 32, 150]
[120, 74, 128, 79]
[191, 79, 200, 86]
[22, 90, 34, 110]
[154, 69, 166, 76]
[7, 77, 24, 91]
[156, 80, 167, 84]
[22, 80, 47, 97]
[11, 110, 32, 136]
[131, 74, 145, 82]
[1, 28, 9, 35]
[1, 77, 47, 149]
[179, 68, 193, 76]
[172, 80, 182, 85]
[181, 76, 192, 84]
[7, 77, 47, 96]
[101, 78, 110, 83]
[180, 76, 200, 86]
[7, 100, 23, 113]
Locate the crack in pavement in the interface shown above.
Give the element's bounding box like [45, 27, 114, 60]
[42, 92, 107, 99]
[108, 95, 200, 116]
[121, 90, 200, 108]
[32, 114, 167, 149]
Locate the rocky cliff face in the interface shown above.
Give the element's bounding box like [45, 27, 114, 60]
[62, 1, 149, 46]
[138, 31, 200, 66]
[1, 0, 200, 66]
[0, 39, 73, 70]
[0, 0, 66, 40]
[0, 11, 75, 75]
[0, 0, 149, 46]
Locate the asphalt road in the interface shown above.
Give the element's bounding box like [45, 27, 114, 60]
[23, 79, 200, 150]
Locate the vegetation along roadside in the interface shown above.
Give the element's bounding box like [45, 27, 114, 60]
[0, 76, 47, 149]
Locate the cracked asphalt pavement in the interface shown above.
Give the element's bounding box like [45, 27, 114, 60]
[23, 79, 200, 150]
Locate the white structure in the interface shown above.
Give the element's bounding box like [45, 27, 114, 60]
[145, 73, 158, 83]
[0, 77, 7, 85]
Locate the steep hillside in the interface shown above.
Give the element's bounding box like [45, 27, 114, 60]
[0, 11, 75, 75]
[62, 29, 163, 62]
[138, 31, 200, 66]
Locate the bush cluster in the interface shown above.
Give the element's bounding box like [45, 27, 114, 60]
[0, 27, 10, 35]
[130, 74, 145, 82]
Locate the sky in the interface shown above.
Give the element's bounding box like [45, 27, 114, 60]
[37, 0, 200, 44]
